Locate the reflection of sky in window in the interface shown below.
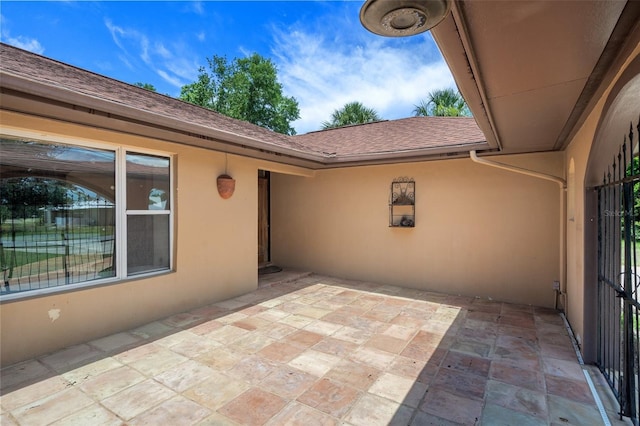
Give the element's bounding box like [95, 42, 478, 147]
[3, 139, 113, 163]
[69, 184, 103, 201]
[53, 146, 114, 162]
[127, 153, 169, 169]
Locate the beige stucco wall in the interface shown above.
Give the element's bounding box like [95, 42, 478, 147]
[563, 44, 640, 359]
[271, 152, 563, 307]
[0, 111, 270, 366]
[564, 117, 595, 350]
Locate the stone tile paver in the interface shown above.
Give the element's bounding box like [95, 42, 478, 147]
[548, 395, 605, 425]
[420, 387, 484, 425]
[39, 344, 102, 373]
[219, 388, 287, 426]
[324, 359, 381, 391]
[288, 349, 340, 377]
[297, 378, 360, 418]
[11, 388, 94, 425]
[344, 393, 414, 426]
[100, 379, 175, 420]
[481, 402, 548, 426]
[182, 372, 250, 410]
[259, 365, 317, 399]
[0, 376, 70, 412]
[484, 380, 548, 419]
[268, 402, 337, 426]
[1, 272, 614, 425]
[79, 365, 146, 400]
[368, 372, 427, 407]
[50, 403, 123, 426]
[129, 395, 211, 425]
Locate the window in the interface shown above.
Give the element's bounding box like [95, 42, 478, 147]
[0, 138, 173, 298]
[125, 153, 171, 275]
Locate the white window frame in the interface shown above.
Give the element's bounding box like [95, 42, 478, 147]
[0, 130, 175, 301]
[119, 148, 174, 277]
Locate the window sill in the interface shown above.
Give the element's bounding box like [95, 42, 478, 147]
[0, 269, 175, 304]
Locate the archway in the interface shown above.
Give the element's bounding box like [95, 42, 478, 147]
[583, 55, 640, 420]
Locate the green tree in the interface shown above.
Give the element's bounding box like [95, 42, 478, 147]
[321, 101, 382, 129]
[133, 82, 157, 92]
[179, 54, 300, 135]
[413, 88, 470, 117]
[626, 156, 640, 238]
[0, 178, 69, 220]
[134, 82, 157, 92]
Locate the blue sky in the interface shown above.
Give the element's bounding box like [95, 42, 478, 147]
[0, 1, 456, 134]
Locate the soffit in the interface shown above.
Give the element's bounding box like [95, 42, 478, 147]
[432, 0, 631, 155]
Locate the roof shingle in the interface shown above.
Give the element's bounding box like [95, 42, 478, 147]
[295, 117, 486, 157]
[0, 43, 487, 163]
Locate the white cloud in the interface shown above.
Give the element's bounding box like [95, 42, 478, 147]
[4, 35, 44, 55]
[99, 3, 456, 130]
[104, 18, 199, 90]
[157, 70, 185, 89]
[270, 18, 456, 134]
[0, 14, 45, 54]
[190, 1, 205, 16]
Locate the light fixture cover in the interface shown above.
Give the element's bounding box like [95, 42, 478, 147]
[360, 0, 451, 37]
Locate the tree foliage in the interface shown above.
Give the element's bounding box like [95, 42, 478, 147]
[321, 101, 382, 129]
[134, 82, 157, 92]
[626, 156, 640, 238]
[0, 178, 69, 221]
[413, 88, 470, 117]
[179, 54, 300, 135]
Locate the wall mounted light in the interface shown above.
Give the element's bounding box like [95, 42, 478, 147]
[360, 0, 451, 37]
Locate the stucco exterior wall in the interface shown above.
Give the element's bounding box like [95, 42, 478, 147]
[271, 152, 563, 307]
[0, 112, 263, 366]
[564, 44, 640, 361]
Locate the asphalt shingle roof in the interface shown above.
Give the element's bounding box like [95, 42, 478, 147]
[0, 43, 487, 163]
[295, 117, 485, 157]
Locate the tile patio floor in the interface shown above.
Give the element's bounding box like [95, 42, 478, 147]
[0, 271, 630, 425]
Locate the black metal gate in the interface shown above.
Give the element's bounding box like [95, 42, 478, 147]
[596, 118, 640, 424]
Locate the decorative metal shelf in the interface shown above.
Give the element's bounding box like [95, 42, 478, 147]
[389, 177, 415, 227]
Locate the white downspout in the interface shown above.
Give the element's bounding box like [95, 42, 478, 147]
[470, 150, 566, 187]
[470, 151, 568, 312]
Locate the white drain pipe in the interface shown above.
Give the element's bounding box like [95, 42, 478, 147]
[470, 150, 566, 187]
[469, 150, 568, 313]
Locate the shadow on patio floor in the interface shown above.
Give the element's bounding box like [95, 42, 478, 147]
[0, 270, 627, 425]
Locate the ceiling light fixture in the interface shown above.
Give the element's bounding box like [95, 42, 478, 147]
[360, 0, 452, 37]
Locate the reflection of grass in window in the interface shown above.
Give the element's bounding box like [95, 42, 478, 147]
[2, 250, 62, 275]
[98, 265, 114, 278]
[2, 251, 114, 279]
[1, 223, 114, 236]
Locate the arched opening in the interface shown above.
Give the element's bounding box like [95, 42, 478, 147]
[583, 55, 640, 419]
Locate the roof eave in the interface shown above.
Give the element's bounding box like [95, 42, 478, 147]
[318, 141, 491, 166]
[0, 71, 327, 164]
[1, 69, 490, 169]
[430, 4, 501, 152]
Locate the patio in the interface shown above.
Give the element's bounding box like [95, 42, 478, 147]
[0, 271, 626, 425]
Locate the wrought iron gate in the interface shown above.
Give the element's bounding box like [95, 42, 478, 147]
[596, 118, 640, 424]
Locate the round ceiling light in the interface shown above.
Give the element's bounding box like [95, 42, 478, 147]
[360, 0, 452, 37]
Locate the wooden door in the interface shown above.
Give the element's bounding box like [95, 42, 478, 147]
[258, 177, 269, 265]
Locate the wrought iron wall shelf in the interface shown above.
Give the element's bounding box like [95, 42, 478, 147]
[389, 177, 415, 227]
